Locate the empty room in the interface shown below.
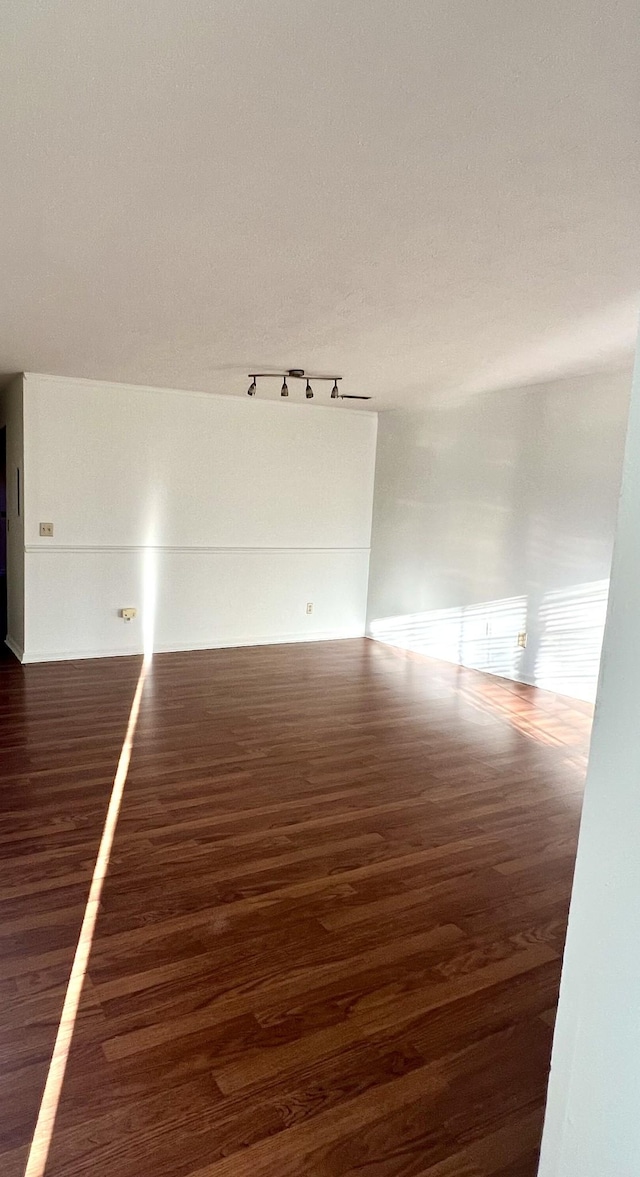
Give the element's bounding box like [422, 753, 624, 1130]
[1, 3, 639, 1176]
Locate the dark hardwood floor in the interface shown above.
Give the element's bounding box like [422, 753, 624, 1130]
[0, 638, 591, 1176]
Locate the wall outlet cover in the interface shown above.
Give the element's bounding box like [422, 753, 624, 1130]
[39, 522, 54, 537]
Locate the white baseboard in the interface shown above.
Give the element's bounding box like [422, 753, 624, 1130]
[21, 629, 365, 664]
[4, 636, 25, 662]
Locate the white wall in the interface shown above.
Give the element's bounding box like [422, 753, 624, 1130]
[21, 374, 377, 661]
[0, 374, 24, 656]
[366, 369, 631, 701]
[538, 346, 640, 1173]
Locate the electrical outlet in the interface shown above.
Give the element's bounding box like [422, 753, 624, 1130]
[39, 522, 54, 537]
[306, 602, 314, 614]
[120, 607, 137, 622]
[517, 632, 528, 648]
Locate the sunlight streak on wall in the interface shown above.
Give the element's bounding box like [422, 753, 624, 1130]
[140, 499, 160, 661]
[369, 580, 610, 703]
[142, 543, 158, 660]
[369, 595, 528, 678]
[535, 579, 609, 701]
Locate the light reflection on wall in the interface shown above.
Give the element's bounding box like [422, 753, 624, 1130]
[369, 579, 610, 703]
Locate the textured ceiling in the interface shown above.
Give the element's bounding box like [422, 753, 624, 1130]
[1, 1, 638, 409]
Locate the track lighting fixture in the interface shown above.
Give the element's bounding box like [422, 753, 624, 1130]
[243, 369, 370, 401]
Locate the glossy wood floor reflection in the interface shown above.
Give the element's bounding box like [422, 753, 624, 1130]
[0, 639, 591, 1176]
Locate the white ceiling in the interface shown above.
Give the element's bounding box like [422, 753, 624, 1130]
[1, 1, 638, 410]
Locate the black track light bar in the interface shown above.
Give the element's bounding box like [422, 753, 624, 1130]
[246, 370, 370, 401]
[248, 372, 342, 383]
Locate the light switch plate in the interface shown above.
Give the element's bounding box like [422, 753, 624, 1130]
[39, 522, 54, 537]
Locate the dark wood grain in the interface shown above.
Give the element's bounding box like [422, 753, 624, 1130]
[0, 638, 589, 1175]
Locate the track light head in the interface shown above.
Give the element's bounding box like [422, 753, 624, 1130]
[281, 378, 289, 397]
[331, 380, 339, 399]
[305, 379, 313, 399]
[247, 379, 257, 397]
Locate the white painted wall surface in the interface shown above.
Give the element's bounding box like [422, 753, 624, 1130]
[538, 346, 640, 1174]
[366, 369, 631, 700]
[0, 375, 25, 656]
[22, 374, 377, 661]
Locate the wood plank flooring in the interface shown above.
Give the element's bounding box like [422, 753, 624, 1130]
[0, 638, 591, 1176]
